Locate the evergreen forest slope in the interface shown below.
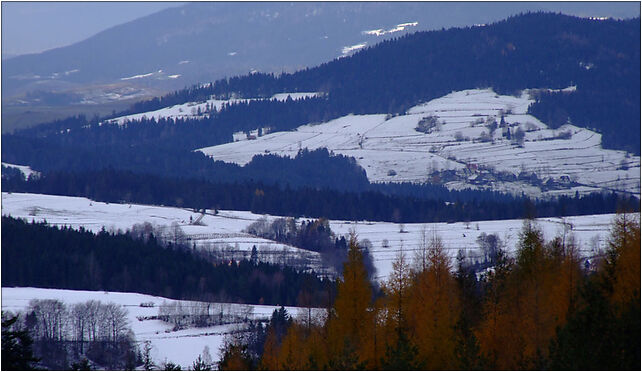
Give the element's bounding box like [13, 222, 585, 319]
[126, 12, 639, 153]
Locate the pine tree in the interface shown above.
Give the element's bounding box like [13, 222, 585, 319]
[475, 239, 514, 369]
[217, 344, 252, 371]
[1, 313, 39, 370]
[380, 249, 415, 368]
[549, 212, 641, 370]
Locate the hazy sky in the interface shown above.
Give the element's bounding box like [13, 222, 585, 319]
[2, 2, 183, 57]
[2, 1, 639, 58]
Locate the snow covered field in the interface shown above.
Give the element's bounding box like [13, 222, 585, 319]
[197, 88, 640, 198]
[2, 192, 623, 281]
[1, 287, 318, 368]
[329, 213, 617, 280]
[103, 92, 320, 126]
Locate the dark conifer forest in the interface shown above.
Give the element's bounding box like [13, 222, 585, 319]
[2, 216, 334, 307]
[3, 168, 638, 223]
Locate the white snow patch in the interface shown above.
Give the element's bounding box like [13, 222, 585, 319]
[342, 42, 367, 54]
[363, 21, 418, 36]
[329, 213, 623, 280]
[270, 92, 320, 101]
[2, 162, 40, 179]
[120, 72, 155, 81]
[363, 28, 385, 36]
[103, 92, 322, 126]
[2, 192, 326, 272]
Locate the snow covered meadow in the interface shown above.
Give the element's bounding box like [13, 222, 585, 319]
[2, 192, 620, 281]
[1, 287, 319, 368]
[197, 88, 640, 198]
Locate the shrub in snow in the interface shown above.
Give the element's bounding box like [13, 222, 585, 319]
[512, 127, 526, 146]
[556, 130, 572, 140]
[525, 122, 539, 132]
[485, 117, 498, 136]
[416, 115, 440, 134]
[478, 131, 492, 143]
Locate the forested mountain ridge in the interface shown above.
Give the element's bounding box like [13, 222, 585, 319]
[8, 3, 632, 102]
[121, 12, 640, 154]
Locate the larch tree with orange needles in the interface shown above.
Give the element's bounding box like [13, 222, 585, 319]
[408, 233, 461, 370]
[326, 234, 374, 369]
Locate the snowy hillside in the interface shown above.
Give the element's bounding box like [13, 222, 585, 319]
[2, 192, 622, 281]
[103, 92, 320, 126]
[197, 89, 640, 198]
[1, 287, 320, 368]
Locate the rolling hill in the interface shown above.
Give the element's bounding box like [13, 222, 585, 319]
[197, 88, 640, 198]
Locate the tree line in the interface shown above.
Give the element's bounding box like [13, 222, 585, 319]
[245, 217, 376, 278]
[2, 299, 136, 370]
[1, 216, 335, 308]
[3, 168, 638, 224]
[218, 212, 640, 370]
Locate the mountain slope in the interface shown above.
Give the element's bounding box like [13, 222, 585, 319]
[117, 12, 640, 154]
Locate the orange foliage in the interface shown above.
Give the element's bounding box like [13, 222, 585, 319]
[259, 327, 280, 370]
[277, 323, 310, 370]
[407, 234, 461, 370]
[476, 220, 582, 369]
[608, 212, 641, 308]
